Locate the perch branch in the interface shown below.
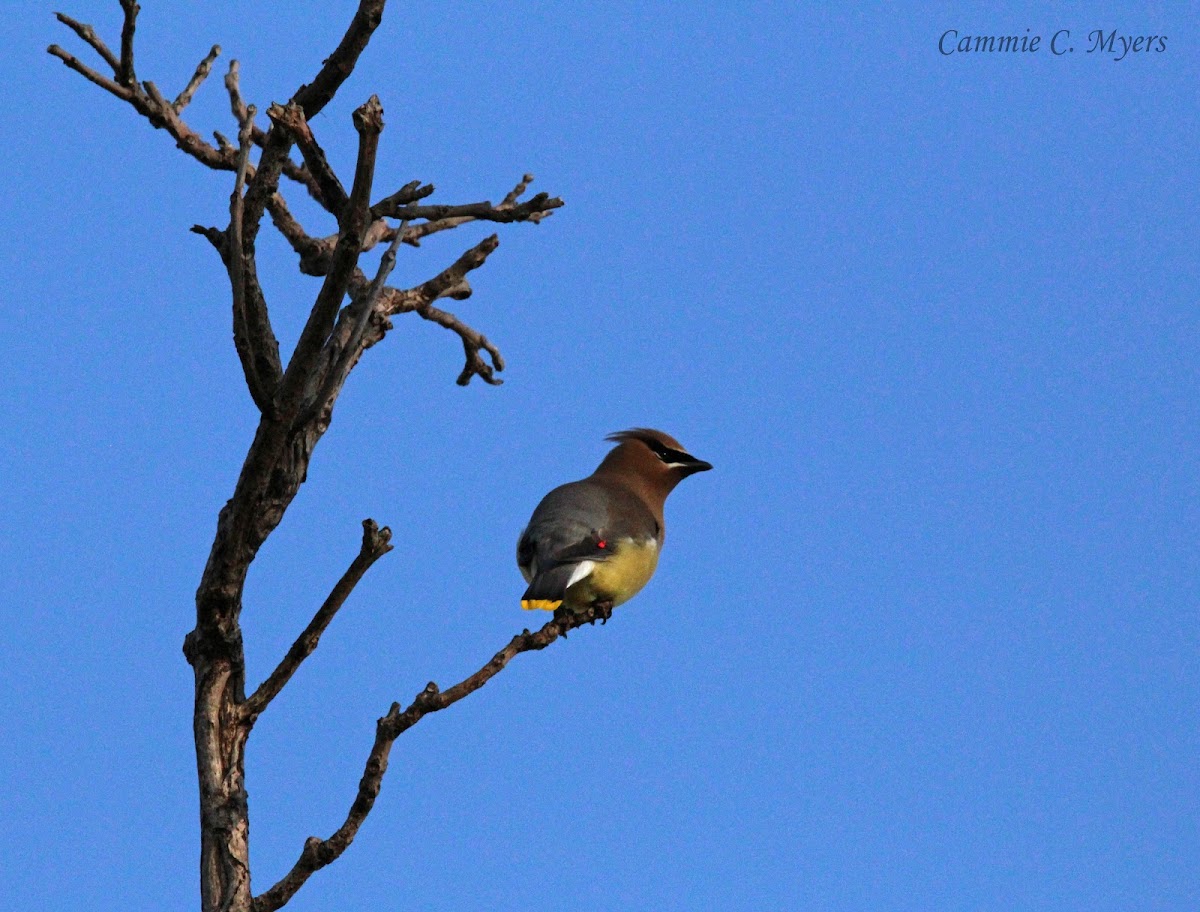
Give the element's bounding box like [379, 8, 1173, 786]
[253, 606, 607, 912]
[242, 520, 393, 722]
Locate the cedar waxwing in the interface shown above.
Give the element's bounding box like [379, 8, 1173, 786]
[517, 429, 712, 616]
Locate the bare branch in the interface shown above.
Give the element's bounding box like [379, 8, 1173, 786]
[265, 193, 322, 263]
[242, 520, 393, 722]
[368, 180, 435, 220]
[372, 193, 563, 226]
[371, 175, 559, 250]
[292, 0, 387, 119]
[280, 161, 329, 209]
[359, 234, 505, 385]
[240, 0, 387, 229]
[296, 221, 408, 429]
[427, 303, 505, 386]
[53, 12, 121, 73]
[267, 103, 350, 217]
[229, 113, 254, 306]
[501, 172, 535, 207]
[241, 135, 293, 249]
[189, 106, 388, 630]
[274, 95, 382, 425]
[375, 186, 560, 250]
[223, 60, 252, 128]
[253, 607, 605, 912]
[174, 44, 221, 112]
[227, 111, 280, 413]
[118, 0, 139, 87]
[48, 44, 134, 100]
[406, 233, 498, 306]
[292, 175, 557, 279]
[223, 63, 334, 210]
[225, 60, 295, 247]
[52, 25, 330, 258]
[411, 236, 506, 385]
[190, 224, 226, 252]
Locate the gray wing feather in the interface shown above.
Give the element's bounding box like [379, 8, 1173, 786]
[517, 479, 656, 581]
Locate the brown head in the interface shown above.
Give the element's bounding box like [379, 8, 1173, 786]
[591, 428, 712, 514]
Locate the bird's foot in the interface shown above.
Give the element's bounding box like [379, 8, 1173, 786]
[553, 606, 573, 637]
[590, 601, 614, 625]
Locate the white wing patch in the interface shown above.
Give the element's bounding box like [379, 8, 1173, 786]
[566, 560, 597, 588]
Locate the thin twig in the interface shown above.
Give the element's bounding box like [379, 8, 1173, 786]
[296, 176, 558, 276]
[359, 234, 505, 385]
[47, 44, 134, 100]
[424, 302, 506, 386]
[500, 172, 536, 207]
[224, 60, 251, 127]
[368, 180, 435, 219]
[242, 520, 393, 721]
[53, 12, 121, 73]
[190, 224, 226, 253]
[407, 234, 498, 306]
[174, 44, 221, 112]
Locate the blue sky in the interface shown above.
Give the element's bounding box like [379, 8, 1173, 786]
[3, 2, 1197, 910]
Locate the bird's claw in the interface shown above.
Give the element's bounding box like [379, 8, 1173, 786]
[590, 601, 614, 625]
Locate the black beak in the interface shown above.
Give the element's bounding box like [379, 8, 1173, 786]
[680, 456, 712, 475]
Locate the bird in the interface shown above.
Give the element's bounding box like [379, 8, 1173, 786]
[517, 428, 712, 618]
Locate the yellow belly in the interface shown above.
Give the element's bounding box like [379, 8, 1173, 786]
[566, 537, 660, 608]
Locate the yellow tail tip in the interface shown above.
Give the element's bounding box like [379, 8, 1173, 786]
[521, 599, 562, 611]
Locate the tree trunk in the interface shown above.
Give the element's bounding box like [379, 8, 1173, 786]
[187, 625, 252, 912]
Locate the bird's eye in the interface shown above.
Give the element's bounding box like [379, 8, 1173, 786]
[642, 437, 694, 464]
[645, 439, 672, 460]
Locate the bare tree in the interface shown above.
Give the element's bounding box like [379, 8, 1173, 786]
[50, 4, 606, 910]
